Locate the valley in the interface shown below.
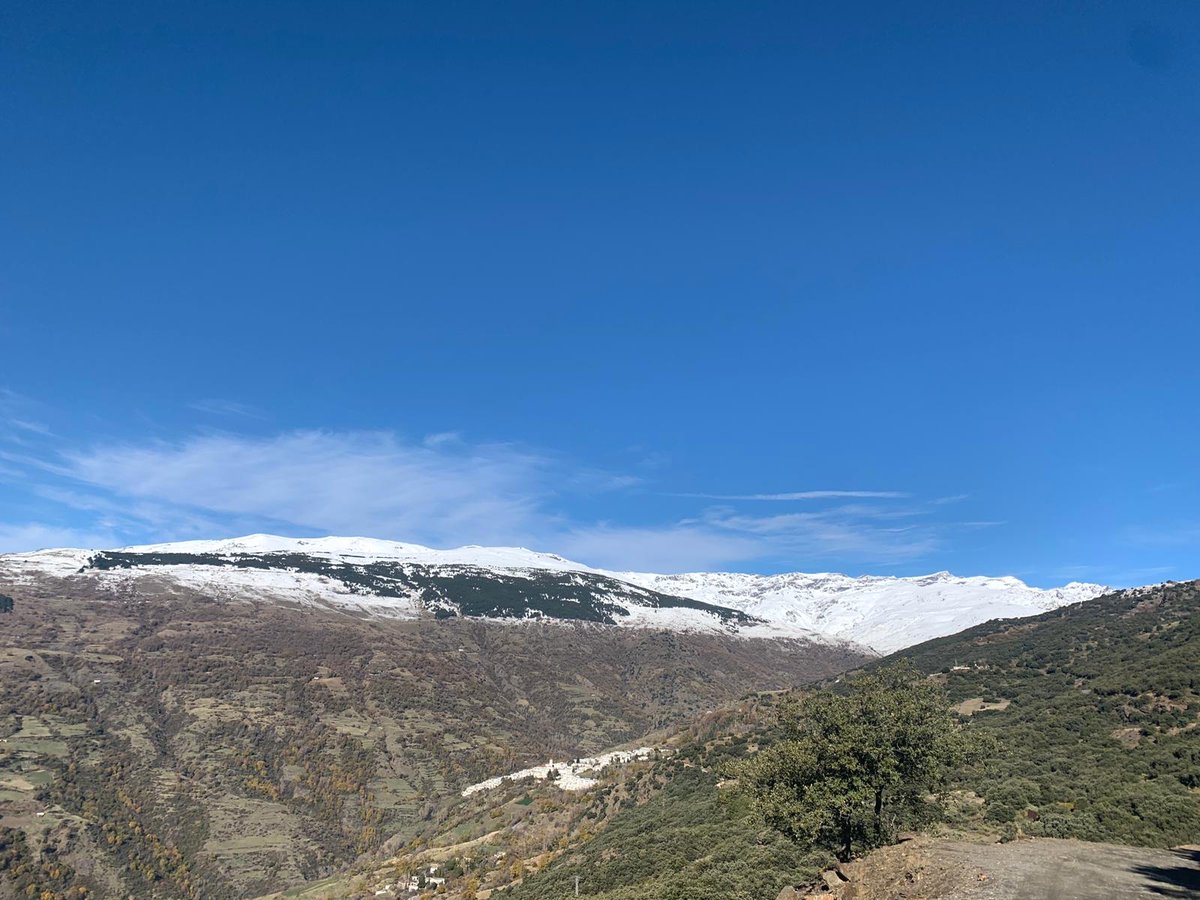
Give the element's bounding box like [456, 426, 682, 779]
[0, 539, 1194, 899]
[0, 554, 863, 899]
[299, 580, 1199, 900]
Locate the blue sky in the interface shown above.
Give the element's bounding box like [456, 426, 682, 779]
[1, 1, 1197, 585]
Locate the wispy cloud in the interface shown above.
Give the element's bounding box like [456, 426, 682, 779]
[0, 388, 54, 441]
[677, 490, 909, 501]
[188, 399, 267, 419]
[930, 493, 971, 506]
[697, 506, 940, 563]
[53, 430, 557, 548]
[7, 419, 53, 436]
[557, 503, 942, 572]
[0, 415, 982, 570]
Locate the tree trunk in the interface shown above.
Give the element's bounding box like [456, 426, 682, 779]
[874, 788, 883, 838]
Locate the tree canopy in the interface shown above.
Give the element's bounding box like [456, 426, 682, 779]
[739, 662, 972, 860]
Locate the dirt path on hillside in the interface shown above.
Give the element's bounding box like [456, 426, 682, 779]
[794, 837, 1200, 899]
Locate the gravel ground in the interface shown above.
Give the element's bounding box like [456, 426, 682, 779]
[926, 838, 1200, 899]
[798, 837, 1200, 899]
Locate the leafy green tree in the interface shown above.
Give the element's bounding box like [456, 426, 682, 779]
[739, 663, 972, 861]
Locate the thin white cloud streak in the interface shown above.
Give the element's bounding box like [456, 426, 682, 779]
[930, 493, 971, 505]
[0, 388, 55, 440]
[697, 507, 940, 564]
[677, 490, 909, 501]
[188, 399, 267, 420]
[559, 514, 937, 572]
[8, 419, 53, 436]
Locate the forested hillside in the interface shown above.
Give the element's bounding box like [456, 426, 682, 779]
[894, 579, 1200, 846]
[493, 581, 1200, 900]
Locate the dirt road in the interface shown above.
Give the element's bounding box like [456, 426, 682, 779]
[802, 837, 1200, 899]
[929, 839, 1200, 899]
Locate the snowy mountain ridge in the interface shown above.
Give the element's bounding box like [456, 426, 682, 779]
[0, 534, 1108, 653]
[119, 533, 587, 571]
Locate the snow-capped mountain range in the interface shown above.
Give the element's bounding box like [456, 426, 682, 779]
[0, 534, 1107, 654]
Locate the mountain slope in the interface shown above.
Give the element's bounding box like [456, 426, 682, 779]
[886, 579, 1200, 847]
[0, 533, 1174, 900]
[0, 568, 866, 899]
[0, 534, 1105, 651]
[0, 541, 784, 641]
[477, 580, 1200, 900]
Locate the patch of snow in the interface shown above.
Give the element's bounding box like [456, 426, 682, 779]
[0, 548, 93, 581]
[119, 563, 423, 617]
